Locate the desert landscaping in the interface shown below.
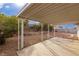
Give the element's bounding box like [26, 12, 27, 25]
[0, 30, 78, 56]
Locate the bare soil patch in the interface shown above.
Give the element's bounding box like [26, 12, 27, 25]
[0, 36, 18, 56]
[0, 31, 78, 56]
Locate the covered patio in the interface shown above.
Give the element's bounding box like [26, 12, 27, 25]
[17, 3, 79, 56]
[17, 37, 79, 56]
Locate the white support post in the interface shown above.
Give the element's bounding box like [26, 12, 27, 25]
[53, 26, 55, 37]
[18, 19, 20, 50]
[77, 25, 79, 40]
[51, 24, 53, 38]
[21, 19, 24, 49]
[47, 24, 50, 39]
[77, 31, 79, 40]
[41, 24, 43, 41]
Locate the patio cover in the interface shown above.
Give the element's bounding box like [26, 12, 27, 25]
[17, 3, 79, 25]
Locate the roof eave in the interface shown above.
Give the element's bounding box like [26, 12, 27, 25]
[17, 3, 32, 17]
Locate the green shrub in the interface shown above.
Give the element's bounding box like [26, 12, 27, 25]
[0, 14, 18, 45]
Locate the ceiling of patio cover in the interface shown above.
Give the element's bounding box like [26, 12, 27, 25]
[18, 3, 79, 25]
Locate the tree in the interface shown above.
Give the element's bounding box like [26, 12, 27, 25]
[29, 23, 53, 32]
[0, 14, 18, 45]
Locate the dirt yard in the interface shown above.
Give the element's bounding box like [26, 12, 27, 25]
[24, 31, 78, 48]
[0, 31, 78, 56]
[0, 36, 18, 56]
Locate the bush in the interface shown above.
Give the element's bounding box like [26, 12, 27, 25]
[0, 33, 5, 45]
[29, 23, 53, 32]
[0, 14, 18, 45]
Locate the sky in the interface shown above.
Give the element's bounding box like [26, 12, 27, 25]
[58, 24, 76, 29]
[0, 3, 25, 16]
[0, 0, 27, 3]
[0, 2, 76, 28]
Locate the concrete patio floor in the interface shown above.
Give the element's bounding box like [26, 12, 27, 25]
[17, 37, 79, 56]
